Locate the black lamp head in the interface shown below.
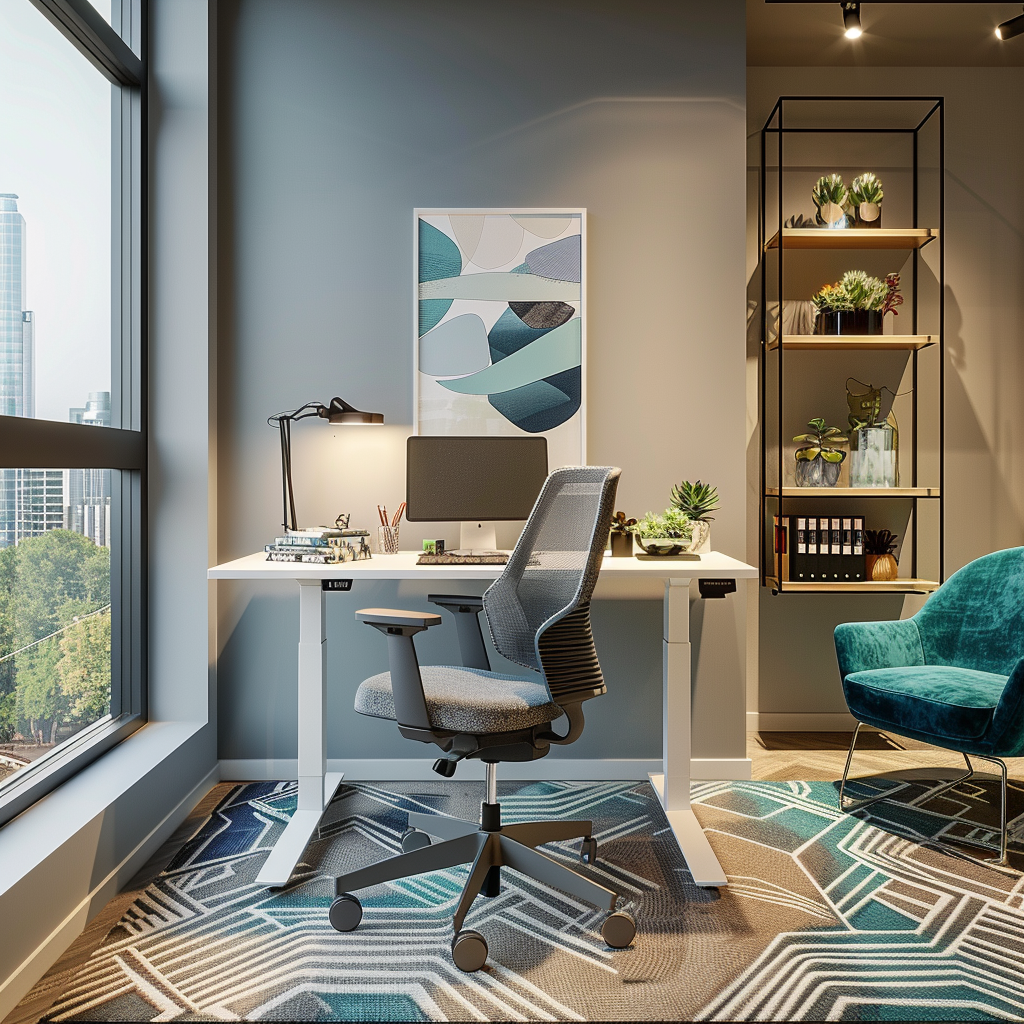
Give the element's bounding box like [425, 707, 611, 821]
[997, 6, 1024, 39]
[320, 396, 384, 425]
[842, 2, 862, 39]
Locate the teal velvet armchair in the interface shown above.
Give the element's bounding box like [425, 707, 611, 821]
[834, 547, 1024, 863]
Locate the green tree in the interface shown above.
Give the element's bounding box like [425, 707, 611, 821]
[57, 612, 111, 723]
[0, 545, 16, 705]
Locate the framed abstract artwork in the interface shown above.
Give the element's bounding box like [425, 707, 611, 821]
[414, 209, 585, 468]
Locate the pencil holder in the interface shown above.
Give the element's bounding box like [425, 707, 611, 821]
[377, 525, 400, 555]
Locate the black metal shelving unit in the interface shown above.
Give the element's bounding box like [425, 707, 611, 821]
[759, 97, 944, 594]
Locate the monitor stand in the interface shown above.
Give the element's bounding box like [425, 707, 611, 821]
[458, 521, 498, 554]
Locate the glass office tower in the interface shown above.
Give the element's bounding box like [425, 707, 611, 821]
[65, 392, 112, 547]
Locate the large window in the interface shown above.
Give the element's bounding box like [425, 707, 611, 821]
[0, 0, 144, 826]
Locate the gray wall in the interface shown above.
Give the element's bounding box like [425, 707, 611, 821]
[747, 67, 1024, 719]
[215, 0, 749, 764]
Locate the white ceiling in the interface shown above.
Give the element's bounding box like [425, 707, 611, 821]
[748, 2, 1024, 65]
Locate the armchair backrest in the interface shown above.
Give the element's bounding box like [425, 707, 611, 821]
[914, 547, 1024, 675]
[482, 466, 619, 705]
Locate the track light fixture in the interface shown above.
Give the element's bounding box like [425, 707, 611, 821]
[842, 2, 862, 39]
[996, 6, 1024, 40]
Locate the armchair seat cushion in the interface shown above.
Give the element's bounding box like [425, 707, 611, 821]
[844, 665, 1009, 743]
[355, 665, 562, 734]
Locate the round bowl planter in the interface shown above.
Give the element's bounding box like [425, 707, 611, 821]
[634, 536, 691, 557]
[795, 456, 843, 487]
[866, 553, 898, 581]
[855, 203, 881, 228]
[814, 310, 882, 336]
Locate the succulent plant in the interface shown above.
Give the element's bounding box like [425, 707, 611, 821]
[610, 510, 637, 535]
[628, 508, 693, 540]
[850, 172, 884, 205]
[812, 173, 848, 209]
[864, 529, 899, 556]
[670, 480, 719, 522]
[811, 270, 901, 314]
[794, 417, 849, 464]
[880, 272, 904, 317]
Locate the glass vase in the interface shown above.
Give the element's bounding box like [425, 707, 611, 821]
[849, 425, 897, 488]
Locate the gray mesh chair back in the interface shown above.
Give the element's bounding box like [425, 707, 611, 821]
[482, 466, 620, 706]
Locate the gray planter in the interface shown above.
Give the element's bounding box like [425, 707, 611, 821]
[795, 456, 843, 487]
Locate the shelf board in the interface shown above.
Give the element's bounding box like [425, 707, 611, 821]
[765, 228, 938, 251]
[768, 334, 936, 352]
[765, 577, 940, 594]
[766, 487, 940, 498]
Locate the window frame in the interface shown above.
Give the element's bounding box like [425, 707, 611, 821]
[0, 0, 147, 827]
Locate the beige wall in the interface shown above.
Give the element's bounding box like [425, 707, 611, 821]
[747, 67, 1024, 723]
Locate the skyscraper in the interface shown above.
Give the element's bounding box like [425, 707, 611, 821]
[65, 393, 111, 547]
[0, 194, 61, 547]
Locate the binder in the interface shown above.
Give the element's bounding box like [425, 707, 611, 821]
[806, 517, 820, 580]
[852, 516, 865, 581]
[828, 517, 842, 580]
[791, 516, 807, 581]
[773, 515, 790, 582]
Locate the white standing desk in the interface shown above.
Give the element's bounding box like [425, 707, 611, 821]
[208, 550, 757, 889]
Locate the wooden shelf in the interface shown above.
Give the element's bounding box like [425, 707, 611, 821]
[768, 334, 936, 352]
[766, 486, 940, 498]
[765, 228, 938, 251]
[766, 577, 940, 594]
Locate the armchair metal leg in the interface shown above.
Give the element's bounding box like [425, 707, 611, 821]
[335, 832, 483, 894]
[502, 819, 594, 848]
[499, 836, 618, 912]
[952, 752, 1009, 867]
[407, 810, 479, 841]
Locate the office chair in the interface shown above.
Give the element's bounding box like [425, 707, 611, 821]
[329, 466, 635, 971]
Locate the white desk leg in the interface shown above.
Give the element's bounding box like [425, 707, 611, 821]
[648, 578, 728, 888]
[257, 580, 345, 887]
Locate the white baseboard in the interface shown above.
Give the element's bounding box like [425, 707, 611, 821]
[0, 762, 220, 1021]
[748, 711, 859, 732]
[219, 757, 752, 783]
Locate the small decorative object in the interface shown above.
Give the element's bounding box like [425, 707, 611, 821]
[811, 173, 849, 229]
[422, 538, 445, 555]
[847, 377, 901, 487]
[864, 529, 899, 581]
[849, 172, 883, 227]
[609, 511, 637, 557]
[628, 508, 697, 556]
[794, 417, 848, 487]
[669, 480, 719, 553]
[335, 512, 352, 529]
[378, 524, 400, 554]
[811, 270, 902, 335]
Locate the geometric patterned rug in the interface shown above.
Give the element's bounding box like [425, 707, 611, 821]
[35, 776, 1024, 1022]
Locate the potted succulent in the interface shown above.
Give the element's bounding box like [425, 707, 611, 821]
[850, 172, 884, 227]
[812, 270, 902, 336]
[864, 529, 899, 581]
[628, 508, 696, 556]
[794, 417, 848, 487]
[609, 511, 637, 557]
[670, 480, 719, 553]
[812, 173, 849, 229]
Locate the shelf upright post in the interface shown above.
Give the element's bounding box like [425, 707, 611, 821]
[912, 122, 920, 580]
[939, 99, 945, 583]
[760, 112, 767, 587]
[777, 100, 785, 591]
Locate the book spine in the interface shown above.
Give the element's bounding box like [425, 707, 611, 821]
[792, 517, 807, 580]
[829, 517, 842, 580]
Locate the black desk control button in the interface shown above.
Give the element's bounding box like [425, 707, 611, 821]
[698, 578, 736, 599]
[322, 579, 353, 592]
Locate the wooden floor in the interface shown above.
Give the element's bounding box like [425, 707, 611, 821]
[9, 734, 1024, 1024]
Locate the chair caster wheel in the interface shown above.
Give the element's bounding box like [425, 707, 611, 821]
[602, 910, 636, 949]
[329, 893, 362, 932]
[451, 929, 488, 972]
[581, 836, 598, 866]
[402, 827, 432, 853]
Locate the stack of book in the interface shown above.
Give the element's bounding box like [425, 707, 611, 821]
[265, 526, 371, 564]
[774, 515, 865, 583]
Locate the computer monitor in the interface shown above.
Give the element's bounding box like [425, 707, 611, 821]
[406, 436, 548, 551]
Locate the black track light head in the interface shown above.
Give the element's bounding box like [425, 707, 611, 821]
[842, 2, 863, 40]
[997, 6, 1024, 40]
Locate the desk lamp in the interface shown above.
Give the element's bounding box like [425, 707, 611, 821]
[268, 397, 384, 532]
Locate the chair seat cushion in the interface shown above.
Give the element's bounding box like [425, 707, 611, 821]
[354, 666, 562, 734]
[844, 664, 1009, 742]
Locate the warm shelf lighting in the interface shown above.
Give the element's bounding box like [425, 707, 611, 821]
[997, 6, 1024, 40]
[842, 2, 863, 39]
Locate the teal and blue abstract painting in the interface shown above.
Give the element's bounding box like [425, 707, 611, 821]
[415, 210, 584, 468]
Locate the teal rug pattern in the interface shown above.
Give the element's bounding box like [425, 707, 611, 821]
[37, 777, 1024, 1021]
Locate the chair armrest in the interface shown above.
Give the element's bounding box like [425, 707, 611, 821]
[356, 608, 443, 629]
[834, 618, 925, 679]
[427, 594, 491, 671]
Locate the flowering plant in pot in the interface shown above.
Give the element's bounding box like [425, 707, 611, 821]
[627, 508, 696, 556]
[850, 172, 884, 227]
[811, 173, 850, 229]
[609, 511, 637, 557]
[864, 529, 899, 581]
[669, 480, 718, 552]
[811, 270, 902, 336]
[794, 417, 848, 487]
